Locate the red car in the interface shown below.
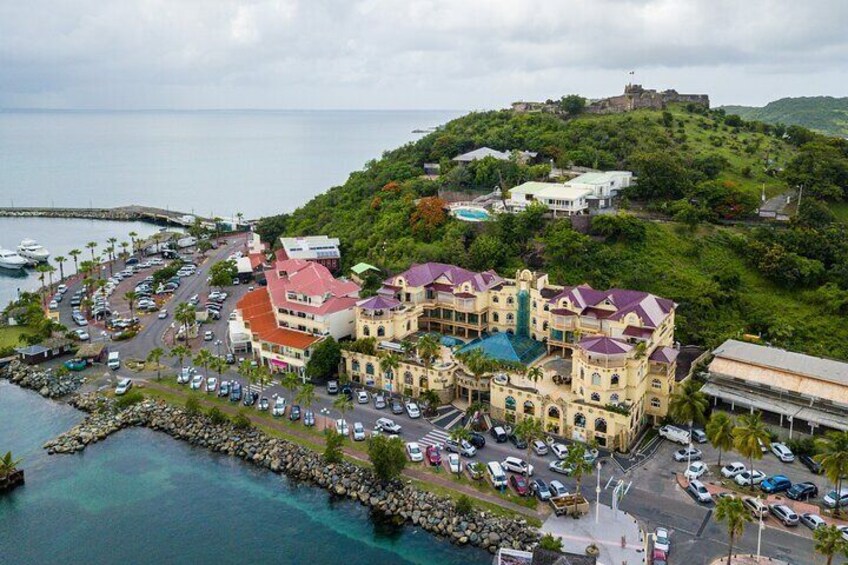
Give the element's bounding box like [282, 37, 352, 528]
[509, 474, 531, 496]
[425, 445, 442, 466]
[652, 549, 668, 565]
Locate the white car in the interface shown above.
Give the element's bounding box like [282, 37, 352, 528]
[684, 461, 708, 480]
[205, 377, 218, 393]
[57, 284, 68, 294]
[406, 442, 424, 462]
[549, 480, 569, 497]
[551, 443, 569, 460]
[272, 397, 287, 417]
[158, 310, 168, 319]
[352, 422, 366, 441]
[688, 479, 712, 503]
[502, 456, 534, 476]
[653, 527, 670, 554]
[824, 488, 848, 508]
[204, 331, 214, 341]
[673, 446, 702, 462]
[735, 469, 766, 487]
[335, 419, 349, 436]
[448, 453, 462, 474]
[190, 375, 204, 389]
[357, 390, 369, 404]
[115, 378, 132, 395]
[375, 417, 402, 434]
[721, 462, 747, 478]
[177, 367, 195, 384]
[74, 329, 90, 341]
[405, 402, 421, 418]
[770, 442, 795, 463]
[531, 440, 548, 456]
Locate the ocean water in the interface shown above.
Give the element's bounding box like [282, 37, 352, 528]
[0, 109, 461, 219]
[0, 381, 487, 565]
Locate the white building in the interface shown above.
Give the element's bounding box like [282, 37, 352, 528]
[506, 171, 633, 214]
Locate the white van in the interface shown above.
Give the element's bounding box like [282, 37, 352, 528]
[486, 461, 507, 488]
[107, 351, 121, 370]
[658, 425, 691, 445]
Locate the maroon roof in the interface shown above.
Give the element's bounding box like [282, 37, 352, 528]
[548, 284, 675, 327]
[387, 262, 504, 293]
[357, 295, 401, 310]
[582, 306, 614, 319]
[579, 336, 632, 355]
[623, 325, 654, 338]
[428, 283, 454, 293]
[649, 346, 679, 364]
[550, 308, 577, 316]
[454, 292, 476, 299]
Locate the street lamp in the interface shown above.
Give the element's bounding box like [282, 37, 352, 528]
[755, 495, 764, 563]
[595, 460, 602, 524]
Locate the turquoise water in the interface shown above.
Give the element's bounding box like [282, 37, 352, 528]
[0, 381, 487, 565]
[456, 333, 546, 365]
[452, 208, 491, 222]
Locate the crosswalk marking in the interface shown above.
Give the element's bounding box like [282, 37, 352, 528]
[418, 429, 451, 447]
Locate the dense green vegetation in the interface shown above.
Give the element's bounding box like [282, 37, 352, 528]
[722, 96, 848, 137]
[258, 103, 848, 360]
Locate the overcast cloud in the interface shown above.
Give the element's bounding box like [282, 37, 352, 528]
[1, 0, 846, 109]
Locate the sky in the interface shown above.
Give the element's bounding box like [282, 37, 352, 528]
[1, 0, 846, 110]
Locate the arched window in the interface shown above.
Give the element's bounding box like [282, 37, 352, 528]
[651, 397, 661, 408]
[547, 406, 561, 419]
[406, 321, 411, 330]
[404, 371, 414, 385]
[492, 296, 499, 303]
[362, 325, 370, 337]
[506, 313, 514, 322]
[591, 372, 601, 386]
[505, 396, 516, 411]
[590, 392, 601, 402]
[377, 326, 385, 337]
[651, 379, 662, 389]
[610, 393, 620, 403]
[507, 296, 514, 305]
[611, 374, 620, 386]
[419, 376, 428, 389]
[352, 360, 360, 372]
[594, 418, 607, 434]
[493, 313, 499, 323]
[365, 363, 375, 375]
[523, 400, 535, 415]
[574, 412, 586, 428]
[543, 304, 549, 312]
[542, 321, 548, 331]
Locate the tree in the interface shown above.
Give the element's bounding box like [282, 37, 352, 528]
[813, 524, 847, 565]
[254, 365, 271, 392]
[68, 249, 82, 276]
[194, 349, 215, 377]
[379, 352, 400, 386]
[209, 259, 238, 287]
[563, 442, 595, 515]
[514, 417, 544, 477]
[333, 395, 353, 423]
[86, 241, 98, 263]
[323, 429, 345, 464]
[538, 533, 563, 553]
[368, 434, 407, 482]
[733, 412, 771, 488]
[629, 151, 693, 200]
[296, 383, 316, 412]
[170, 345, 192, 370]
[669, 378, 708, 428]
[559, 94, 585, 115]
[305, 337, 341, 383]
[456, 348, 494, 404]
[35, 264, 50, 305]
[468, 234, 505, 271]
[175, 302, 197, 345]
[0, 451, 22, 478]
[714, 496, 751, 565]
[128, 231, 138, 254]
[410, 196, 447, 240]
[706, 412, 735, 467]
[415, 334, 440, 397]
[281, 372, 300, 400]
[147, 347, 165, 381]
[238, 359, 256, 392]
[119, 241, 130, 263]
[419, 389, 441, 417]
[124, 291, 138, 321]
[54, 255, 67, 281]
[815, 430, 848, 517]
[449, 428, 471, 476]
[525, 366, 544, 391]
[210, 356, 228, 381]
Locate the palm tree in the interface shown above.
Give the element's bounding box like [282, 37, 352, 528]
[333, 395, 353, 423]
[105, 245, 116, 276]
[525, 365, 544, 391]
[194, 349, 215, 377]
[714, 496, 751, 565]
[128, 231, 138, 254]
[379, 352, 400, 389]
[254, 365, 271, 392]
[415, 334, 440, 397]
[119, 241, 130, 263]
[147, 347, 165, 381]
[815, 430, 848, 517]
[34, 264, 50, 304]
[669, 378, 708, 428]
[124, 290, 138, 321]
[457, 348, 495, 404]
[86, 241, 98, 263]
[813, 524, 846, 565]
[563, 442, 595, 515]
[170, 344, 191, 370]
[175, 303, 197, 345]
[706, 412, 735, 467]
[0, 451, 23, 478]
[281, 371, 300, 400]
[733, 412, 771, 489]
[68, 248, 82, 277]
[420, 389, 441, 417]
[238, 359, 256, 392]
[54, 255, 67, 281]
[210, 356, 228, 382]
[514, 416, 544, 476]
[296, 383, 316, 412]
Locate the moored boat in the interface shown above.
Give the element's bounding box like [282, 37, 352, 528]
[17, 239, 51, 263]
[0, 247, 28, 271]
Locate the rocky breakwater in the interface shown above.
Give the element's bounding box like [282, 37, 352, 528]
[1, 359, 85, 398]
[51, 394, 540, 554]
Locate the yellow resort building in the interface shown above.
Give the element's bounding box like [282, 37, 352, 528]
[340, 262, 679, 451]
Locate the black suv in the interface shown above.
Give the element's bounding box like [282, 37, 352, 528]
[786, 482, 818, 501]
[799, 454, 822, 474]
[469, 431, 486, 449]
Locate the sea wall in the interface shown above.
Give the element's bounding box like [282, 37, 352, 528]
[45, 393, 540, 554]
[1, 359, 86, 398]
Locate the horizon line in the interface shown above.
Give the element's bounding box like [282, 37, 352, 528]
[0, 106, 470, 113]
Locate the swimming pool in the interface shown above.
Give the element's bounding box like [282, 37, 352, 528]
[456, 332, 546, 365]
[451, 206, 491, 222]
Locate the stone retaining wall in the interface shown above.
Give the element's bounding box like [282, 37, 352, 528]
[1, 359, 86, 398]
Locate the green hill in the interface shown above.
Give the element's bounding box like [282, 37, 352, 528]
[258, 103, 848, 360]
[722, 96, 848, 137]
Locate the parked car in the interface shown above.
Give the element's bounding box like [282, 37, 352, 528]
[509, 474, 531, 496]
[405, 402, 421, 418]
[508, 434, 528, 450]
[303, 409, 315, 427]
[177, 367, 194, 384]
[73, 329, 90, 341]
[289, 405, 301, 421]
[115, 378, 133, 395]
[374, 394, 387, 409]
[771, 442, 795, 463]
[687, 479, 712, 503]
[335, 419, 349, 436]
[735, 469, 766, 487]
[653, 527, 670, 554]
[190, 375, 204, 390]
[445, 437, 476, 457]
[549, 460, 573, 476]
[204, 331, 214, 341]
[406, 442, 424, 462]
[217, 381, 230, 397]
[487, 462, 508, 488]
[357, 390, 369, 404]
[64, 358, 87, 372]
[799, 454, 823, 475]
[531, 440, 548, 456]
[549, 480, 568, 497]
[787, 482, 818, 501]
[652, 549, 668, 565]
[447, 453, 462, 474]
[205, 377, 218, 393]
[769, 504, 799, 526]
[742, 496, 769, 519]
[689, 428, 707, 444]
[658, 425, 690, 445]
[721, 462, 747, 478]
[390, 399, 404, 415]
[823, 488, 848, 508]
[258, 397, 269, 411]
[425, 445, 442, 466]
[352, 422, 366, 441]
[230, 382, 242, 402]
[800, 513, 827, 531]
[761, 475, 792, 494]
[272, 397, 287, 417]
[469, 432, 486, 449]
[551, 443, 569, 460]
[243, 391, 258, 407]
[684, 461, 708, 481]
[375, 418, 402, 434]
[673, 446, 702, 462]
[502, 456, 534, 476]
[531, 479, 552, 501]
[490, 426, 508, 443]
[327, 380, 339, 395]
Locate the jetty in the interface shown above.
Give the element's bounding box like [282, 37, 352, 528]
[0, 205, 217, 228]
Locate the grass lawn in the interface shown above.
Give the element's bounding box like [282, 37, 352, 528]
[0, 326, 31, 350]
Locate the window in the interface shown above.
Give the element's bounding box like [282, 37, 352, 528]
[547, 406, 561, 419]
[651, 378, 662, 389]
[590, 392, 601, 402]
[505, 396, 516, 411]
[574, 413, 586, 428]
[594, 418, 607, 434]
[404, 371, 413, 385]
[523, 400, 535, 415]
[352, 360, 360, 372]
[542, 321, 548, 331]
[363, 326, 370, 337]
[610, 393, 620, 403]
[377, 326, 385, 337]
[493, 313, 499, 323]
[651, 397, 661, 408]
[506, 313, 514, 322]
[493, 296, 499, 303]
[592, 372, 601, 386]
[611, 373, 620, 386]
[507, 296, 514, 305]
[419, 376, 428, 389]
[365, 363, 374, 375]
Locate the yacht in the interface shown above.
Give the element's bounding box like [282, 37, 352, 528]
[0, 247, 28, 271]
[17, 239, 50, 263]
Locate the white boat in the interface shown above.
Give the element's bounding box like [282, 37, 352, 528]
[0, 247, 29, 271]
[17, 239, 50, 263]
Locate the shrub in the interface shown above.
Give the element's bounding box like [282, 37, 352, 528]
[323, 429, 345, 464]
[115, 390, 144, 409]
[367, 434, 407, 482]
[185, 397, 200, 416]
[538, 533, 563, 553]
[233, 411, 252, 430]
[208, 407, 228, 425]
[455, 495, 474, 515]
[786, 437, 817, 456]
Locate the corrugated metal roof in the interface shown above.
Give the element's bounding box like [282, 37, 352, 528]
[712, 339, 848, 386]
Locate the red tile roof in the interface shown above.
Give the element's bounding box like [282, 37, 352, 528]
[265, 258, 360, 316]
[236, 290, 319, 350]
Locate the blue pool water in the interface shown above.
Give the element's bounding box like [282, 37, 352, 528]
[457, 332, 546, 365]
[452, 207, 491, 222]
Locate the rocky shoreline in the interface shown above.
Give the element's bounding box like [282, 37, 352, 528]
[44, 393, 540, 554]
[1, 359, 86, 399]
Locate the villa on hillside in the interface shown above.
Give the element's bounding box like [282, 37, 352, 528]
[504, 171, 633, 215]
[341, 262, 678, 451]
[452, 147, 539, 165]
[234, 257, 360, 379]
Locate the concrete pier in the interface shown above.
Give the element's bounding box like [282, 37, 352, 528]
[0, 205, 214, 228]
